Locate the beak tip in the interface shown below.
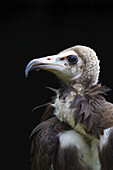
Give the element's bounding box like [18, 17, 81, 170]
[25, 73, 28, 78]
[25, 65, 29, 78]
[25, 70, 28, 78]
[25, 59, 34, 78]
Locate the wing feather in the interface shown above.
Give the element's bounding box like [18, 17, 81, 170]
[99, 128, 113, 170]
[30, 117, 71, 170]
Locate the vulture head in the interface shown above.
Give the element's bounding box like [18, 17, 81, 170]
[25, 45, 100, 88]
[25, 45, 102, 133]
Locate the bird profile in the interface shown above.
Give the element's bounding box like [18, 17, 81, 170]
[25, 45, 113, 170]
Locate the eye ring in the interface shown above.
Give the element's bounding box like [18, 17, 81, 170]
[66, 55, 78, 65]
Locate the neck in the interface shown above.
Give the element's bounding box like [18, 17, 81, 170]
[63, 82, 85, 95]
[53, 83, 110, 139]
[73, 83, 84, 94]
[53, 82, 84, 127]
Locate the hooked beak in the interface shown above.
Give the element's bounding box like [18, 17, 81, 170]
[25, 55, 65, 78]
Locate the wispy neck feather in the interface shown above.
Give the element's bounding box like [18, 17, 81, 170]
[54, 84, 111, 139]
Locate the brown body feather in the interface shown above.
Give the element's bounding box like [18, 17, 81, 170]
[30, 117, 73, 170]
[99, 129, 113, 170]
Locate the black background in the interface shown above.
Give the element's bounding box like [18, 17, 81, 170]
[1, 1, 113, 170]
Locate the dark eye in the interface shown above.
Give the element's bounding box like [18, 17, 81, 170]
[67, 55, 78, 65]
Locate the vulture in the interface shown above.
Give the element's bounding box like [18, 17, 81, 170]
[25, 45, 113, 170]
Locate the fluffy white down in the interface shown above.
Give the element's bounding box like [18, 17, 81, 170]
[59, 130, 100, 170]
[58, 128, 113, 170]
[99, 127, 113, 150]
[53, 92, 75, 127]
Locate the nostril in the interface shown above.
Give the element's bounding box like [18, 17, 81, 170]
[47, 58, 51, 60]
[60, 57, 65, 61]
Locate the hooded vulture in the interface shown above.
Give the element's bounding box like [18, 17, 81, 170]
[25, 45, 113, 170]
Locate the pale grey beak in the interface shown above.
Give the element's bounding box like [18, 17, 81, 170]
[25, 55, 65, 78]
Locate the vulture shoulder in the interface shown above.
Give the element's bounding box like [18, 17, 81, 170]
[30, 117, 72, 170]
